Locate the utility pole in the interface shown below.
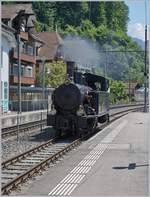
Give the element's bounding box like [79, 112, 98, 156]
[17, 34, 21, 114]
[42, 57, 46, 106]
[144, 25, 148, 112]
[144, 0, 148, 112]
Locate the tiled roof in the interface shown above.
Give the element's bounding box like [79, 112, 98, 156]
[2, 4, 35, 20]
[36, 32, 63, 61]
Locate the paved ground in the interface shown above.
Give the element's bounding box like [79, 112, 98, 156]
[13, 112, 149, 196]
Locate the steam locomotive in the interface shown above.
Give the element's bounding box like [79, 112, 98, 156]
[47, 61, 109, 137]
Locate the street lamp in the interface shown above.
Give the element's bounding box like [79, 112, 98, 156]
[14, 10, 34, 141]
[14, 10, 33, 114]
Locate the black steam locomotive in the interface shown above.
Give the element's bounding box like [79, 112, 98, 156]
[47, 61, 109, 137]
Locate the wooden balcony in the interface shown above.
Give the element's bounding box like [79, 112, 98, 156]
[9, 75, 35, 85]
[20, 32, 28, 40]
[13, 51, 36, 64]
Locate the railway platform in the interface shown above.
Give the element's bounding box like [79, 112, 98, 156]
[15, 111, 149, 196]
[1, 110, 47, 128]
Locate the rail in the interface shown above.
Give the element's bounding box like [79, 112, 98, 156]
[1, 105, 144, 195]
[2, 103, 145, 138]
[2, 138, 81, 195]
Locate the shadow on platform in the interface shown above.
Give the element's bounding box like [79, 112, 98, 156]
[112, 163, 149, 170]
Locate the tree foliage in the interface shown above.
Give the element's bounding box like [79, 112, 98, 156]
[109, 80, 128, 104]
[32, 1, 129, 32]
[45, 60, 67, 88]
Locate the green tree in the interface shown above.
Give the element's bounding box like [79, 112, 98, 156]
[54, 2, 89, 29]
[89, 2, 106, 27]
[45, 60, 67, 88]
[110, 80, 128, 104]
[105, 2, 129, 32]
[32, 2, 56, 30]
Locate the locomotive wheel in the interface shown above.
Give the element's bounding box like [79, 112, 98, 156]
[87, 117, 98, 134]
[99, 114, 109, 123]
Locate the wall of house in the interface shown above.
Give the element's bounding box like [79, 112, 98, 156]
[1, 36, 10, 113]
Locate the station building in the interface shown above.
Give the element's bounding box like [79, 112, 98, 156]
[1, 4, 44, 112]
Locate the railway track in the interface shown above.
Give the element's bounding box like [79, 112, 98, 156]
[1, 105, 144, 195]
[1, 137, 81, 195]
[2, 119, 46, 138]
[2, 104, 144, 139]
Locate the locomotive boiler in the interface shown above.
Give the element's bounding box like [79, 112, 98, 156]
[47, 61, 109, 137]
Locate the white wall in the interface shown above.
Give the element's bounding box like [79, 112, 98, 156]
[1, 36, 11, 112]
[1, 36, 9, 81]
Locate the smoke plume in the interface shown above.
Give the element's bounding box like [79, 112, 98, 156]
[61, 36, 102, 69]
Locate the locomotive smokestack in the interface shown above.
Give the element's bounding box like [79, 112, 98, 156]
[66, 61, 75, 80]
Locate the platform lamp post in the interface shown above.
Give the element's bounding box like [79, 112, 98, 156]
[144, 0, 148, 112]
[15, 10, 34, 141]
[42, 56, 46, 109]
[128, 57, 134, 103]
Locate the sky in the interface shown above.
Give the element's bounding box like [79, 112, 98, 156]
[125, 0, 148, 41]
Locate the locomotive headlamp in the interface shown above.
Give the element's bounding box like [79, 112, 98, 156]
[76, 105, 85, 116]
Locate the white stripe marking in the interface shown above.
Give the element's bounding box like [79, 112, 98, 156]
[48, 183, 61, 195]
[60, 173, 73, 183]
[76, 174, 85, 183]
[56, 183, 71, 195]
[63, 184, 77, 196]
[67, 184, 78, 195]
[59, 184, 72, 195]
[76, 174, 85, 184]
[69, 174, 81, 183]
[62, 173, 77, 183]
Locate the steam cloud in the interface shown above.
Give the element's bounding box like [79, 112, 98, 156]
[61, 36, 103, 69]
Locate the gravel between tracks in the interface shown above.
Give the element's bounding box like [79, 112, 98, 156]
[2, 127, 55, 162]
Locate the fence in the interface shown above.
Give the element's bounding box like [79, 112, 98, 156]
[9, 100, 49, 112]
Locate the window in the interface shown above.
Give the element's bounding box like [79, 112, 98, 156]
[27, 45, 34, 56]
[21, 41, 26, 54]
[13, 64, 18, 76]
[1, 46, 3, 67]
[21, 65, 25, 76]
[4, 82, 8, 100]
[1, 81, 3, 99]
[27, 66, 32, 77]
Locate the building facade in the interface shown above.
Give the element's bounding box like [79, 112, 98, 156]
[1, 4, 44, 106]
[1, 23, 16, 113]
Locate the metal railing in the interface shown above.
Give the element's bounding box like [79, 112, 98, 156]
[9, 100, 48, 112]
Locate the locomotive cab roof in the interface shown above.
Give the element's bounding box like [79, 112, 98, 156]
[84, 73, 109, 91]
[74, 71, 109, 91]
